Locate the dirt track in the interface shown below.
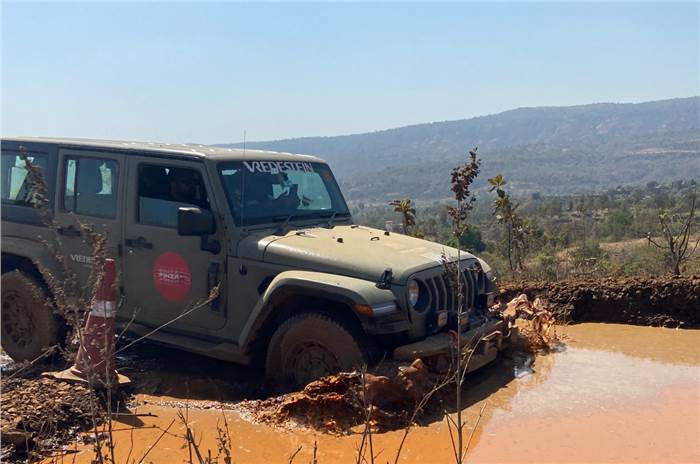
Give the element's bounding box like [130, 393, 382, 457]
[500, 275, 700, 328]
[14, 324, 700, 464]
[2, 276, 699, 462]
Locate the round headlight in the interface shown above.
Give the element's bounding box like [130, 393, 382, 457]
[408, 279, 420, 307]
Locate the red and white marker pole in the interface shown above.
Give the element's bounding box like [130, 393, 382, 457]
[47, 258, 130, 387]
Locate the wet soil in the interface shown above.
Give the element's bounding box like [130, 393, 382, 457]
[38, 323, 699, 464]
[3, 277, 699, 462]
[0, 375, 101, 461]
[0, 341, 261, 463]
[500, 275, 700, 328]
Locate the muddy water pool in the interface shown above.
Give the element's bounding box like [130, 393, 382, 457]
[64, 324, 699, 463]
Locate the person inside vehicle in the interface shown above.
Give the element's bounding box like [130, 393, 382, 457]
[269, 171, 301, 211]
[168, 168, 208, 208]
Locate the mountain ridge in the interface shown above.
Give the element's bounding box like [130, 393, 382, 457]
[215, 96, 700, 201]
[217, 96, 698, 145]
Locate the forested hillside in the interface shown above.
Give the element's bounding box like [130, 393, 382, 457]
[216, 97, 699, 201]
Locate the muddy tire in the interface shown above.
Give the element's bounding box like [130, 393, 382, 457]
[266, 313, 367, 388]
[1, 271, 59, 362]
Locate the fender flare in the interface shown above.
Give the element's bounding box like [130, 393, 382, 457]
[238, 270, 397, 351]
[1, 235, 62, 279]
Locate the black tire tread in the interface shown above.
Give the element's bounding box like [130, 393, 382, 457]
[265, 312, 367, 387]
[1, 270, 58, 361]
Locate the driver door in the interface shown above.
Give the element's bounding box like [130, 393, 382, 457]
[121, 157, 226, 332]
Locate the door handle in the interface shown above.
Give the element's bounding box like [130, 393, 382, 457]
[57, 225, 81, 237]
[125, 236, 153, 250]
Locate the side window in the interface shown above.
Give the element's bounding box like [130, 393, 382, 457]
[1, 151, 48, 206]
[137, 164, 209, 228]
[63, 157, 119, 218]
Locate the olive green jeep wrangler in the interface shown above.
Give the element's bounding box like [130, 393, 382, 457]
[1, 137, 509, 386]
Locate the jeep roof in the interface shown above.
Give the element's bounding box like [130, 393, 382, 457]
[2, 136, 324, 163]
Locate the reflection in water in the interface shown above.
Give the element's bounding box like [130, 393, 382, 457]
[67, 324, 699, 464]
[513, 353, 535, 378]
[565, 322, 700, 365]
[466, 323, 700, 463]
[0, 351, 13, 369]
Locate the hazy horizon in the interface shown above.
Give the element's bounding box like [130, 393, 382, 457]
[2, 2, 698, 143]
[217, 94, 699, 145]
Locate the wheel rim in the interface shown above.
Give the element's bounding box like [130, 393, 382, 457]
[287, 340, 341, 387]
[2, 290, 36, 351]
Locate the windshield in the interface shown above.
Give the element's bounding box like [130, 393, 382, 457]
[218, 160, 351, 226]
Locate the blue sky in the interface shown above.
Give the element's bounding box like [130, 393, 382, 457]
[2, 2, 698, 143]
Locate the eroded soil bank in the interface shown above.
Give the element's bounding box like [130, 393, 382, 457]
[500, 275, 700, 327]
[46, 323, 700, 463]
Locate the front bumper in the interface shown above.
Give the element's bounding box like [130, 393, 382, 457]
[393, 317, 511, 372]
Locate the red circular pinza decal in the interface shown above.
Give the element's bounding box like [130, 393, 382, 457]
[152, 252, 192, 302]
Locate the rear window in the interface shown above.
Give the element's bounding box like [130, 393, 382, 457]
[1, 151, 49, 206]
[63, 156, 119, 218]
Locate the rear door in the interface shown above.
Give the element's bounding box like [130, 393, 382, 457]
[121, 156, 226, 332]
[53, 148, 125, 288]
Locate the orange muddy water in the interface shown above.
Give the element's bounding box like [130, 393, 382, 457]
[62, 324, 699, 463]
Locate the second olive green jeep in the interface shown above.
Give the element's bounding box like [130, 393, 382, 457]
[1, 137, 509, 386]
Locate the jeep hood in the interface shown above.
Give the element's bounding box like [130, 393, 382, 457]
[238, 225, 476, 284]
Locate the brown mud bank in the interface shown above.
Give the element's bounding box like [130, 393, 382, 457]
[500, 275, 700, 327]
[2, 282, 698, 462]
[0, 376, 105, 461]
[236, 359, 445, 433]
[237, 295, 559, 434]
[51, 324, 700, 463]
[0, 343, 259, 463]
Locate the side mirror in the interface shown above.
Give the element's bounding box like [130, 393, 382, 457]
[178, 207, 216, 236]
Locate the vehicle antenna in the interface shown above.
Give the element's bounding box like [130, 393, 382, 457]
[240, 130, 246, 228]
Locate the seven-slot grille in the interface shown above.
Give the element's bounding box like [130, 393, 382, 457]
[421, 263, 486, 313]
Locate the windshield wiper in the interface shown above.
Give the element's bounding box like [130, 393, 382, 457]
[272, 213, 322, 233]
[321, 211, 350, 228]
[324, 212, 337, 228]
[272, 214, 297, 233]
[270, 212, 350, 232]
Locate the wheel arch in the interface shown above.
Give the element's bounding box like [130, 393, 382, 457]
[240, 270, 391, 365]
[2, 236, 60, 283]
[2, 252, 49, 288]
[244, 286, 363, 367]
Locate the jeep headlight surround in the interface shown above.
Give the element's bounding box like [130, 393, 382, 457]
[478, 258, 495, 283]
[407, 279, 420, 307]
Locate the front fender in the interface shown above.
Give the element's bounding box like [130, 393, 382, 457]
[238, 270, 401, 350]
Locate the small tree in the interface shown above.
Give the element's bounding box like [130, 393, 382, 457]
[447, 150, 480, 238]
[442, 147, 481, 464]
[389, 198, 416, 235]
[647, 190, 698, 275]
[488, 174, 531, 272]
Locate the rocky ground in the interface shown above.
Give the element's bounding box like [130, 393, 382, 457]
[2, 276, 699, 462]
[0, 373, 104, 462]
